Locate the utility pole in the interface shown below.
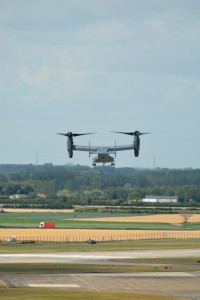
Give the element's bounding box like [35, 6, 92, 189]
[35, 153, 39, 165]
[153, 156, 156, 168]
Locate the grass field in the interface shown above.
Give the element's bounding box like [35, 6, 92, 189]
[1, 212, 200, 230]
[1, 212, 200, 244]
[1, 239, 200, 253]
[0, 288, 188, 300]
[1, 262, 195, 274]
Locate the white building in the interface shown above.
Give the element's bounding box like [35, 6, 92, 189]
[142, 195, 178, 203]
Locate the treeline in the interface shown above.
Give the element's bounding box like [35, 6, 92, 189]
[0, 164, 200, 206]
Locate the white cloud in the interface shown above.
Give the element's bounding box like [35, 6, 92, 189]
[0, 0, 200, 167]
[19, 67, 54, 88]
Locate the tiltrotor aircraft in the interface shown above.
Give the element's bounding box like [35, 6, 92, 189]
[57, 131, 149, 167]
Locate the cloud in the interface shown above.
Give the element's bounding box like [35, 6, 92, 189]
[19, 67, 54, 88]
[1, 0, 200, 83]
[0, 0, 200, 167]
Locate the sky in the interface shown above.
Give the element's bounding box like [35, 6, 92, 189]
[0, 0, 200, 169]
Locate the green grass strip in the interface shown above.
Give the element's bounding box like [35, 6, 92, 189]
[0, 263, 196, 274]
[0, 288, 189, 300]
[1, 239, 200, 254]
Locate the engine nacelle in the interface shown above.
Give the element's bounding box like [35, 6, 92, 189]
[67, 137, 73, 158]
[134, 148, 139, 157]
[133, 135, 140, 157]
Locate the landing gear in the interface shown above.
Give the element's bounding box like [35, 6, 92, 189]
[92, 163, 96, 167]
[111, 162, 115, 167]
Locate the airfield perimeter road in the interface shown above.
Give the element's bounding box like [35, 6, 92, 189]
[1, 249, 200, 298]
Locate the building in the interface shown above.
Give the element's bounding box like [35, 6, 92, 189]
[142, 195, 178, 203]
[37, 193, 47, 199]
[9, 194, 27, 200]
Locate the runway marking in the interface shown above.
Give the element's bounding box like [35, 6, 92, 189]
[71, 274, 100, 292]
[78, 272, 195, 277]
[28, 284, 80, 288]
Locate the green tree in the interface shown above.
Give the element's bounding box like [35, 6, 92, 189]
[176, 185, 200, 203]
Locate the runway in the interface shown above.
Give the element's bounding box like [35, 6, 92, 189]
[1, 248, 200, 298]
[1, 248, 200, 263]
[1, 271, 200, 298]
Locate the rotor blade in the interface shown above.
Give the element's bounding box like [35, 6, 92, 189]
[139, 132, 150, 135]
[111, 131, 134, 136]
[57, 132, 96, 137]
[111, 131, 150, 136]
[57, 133, 69, 136]
[72, 132, 96, 137]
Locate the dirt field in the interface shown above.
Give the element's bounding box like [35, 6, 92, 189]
[75, 214, 200, 224]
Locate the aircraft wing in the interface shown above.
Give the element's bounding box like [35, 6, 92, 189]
[74, 144, 135, 153]
[74, 145, 98, 153]
[108, 144, 135, 152]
